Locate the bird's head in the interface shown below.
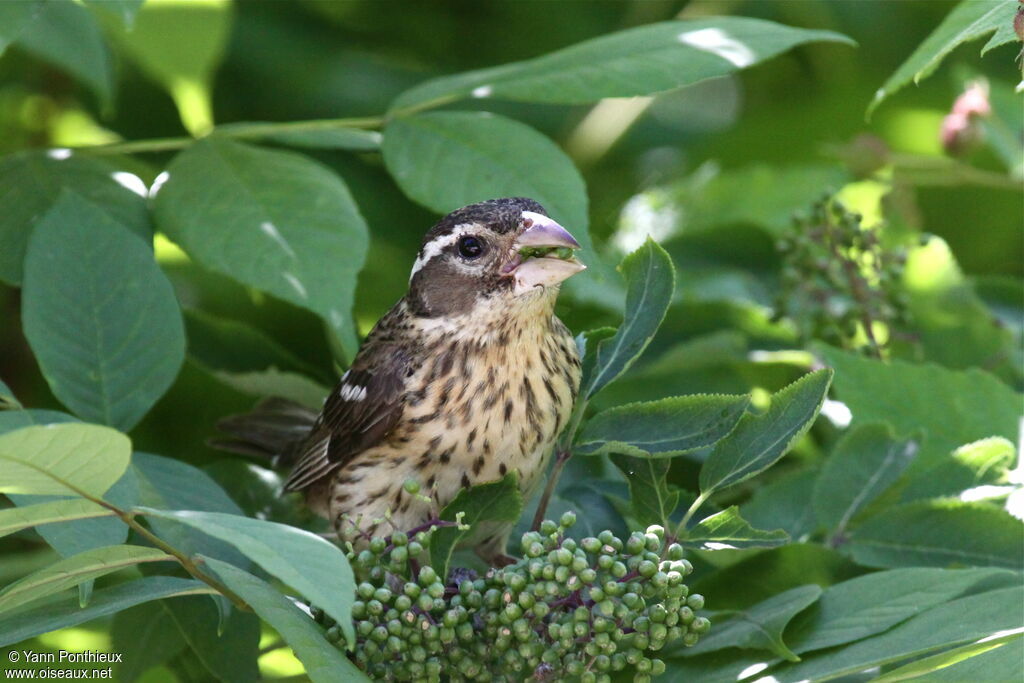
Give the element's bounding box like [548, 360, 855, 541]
[407, 198, 585, 317]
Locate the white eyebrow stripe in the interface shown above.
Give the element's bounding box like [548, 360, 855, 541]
[408, 223, 478, 281]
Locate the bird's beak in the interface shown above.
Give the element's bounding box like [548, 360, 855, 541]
[506, 211, 586, 293]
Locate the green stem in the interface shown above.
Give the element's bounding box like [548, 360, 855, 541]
[79, 115, 385, 156]
[531, 396, 590, 531]
[672, 492, 708, 543]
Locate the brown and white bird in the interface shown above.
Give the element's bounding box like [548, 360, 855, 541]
[218, 198, 585, 561]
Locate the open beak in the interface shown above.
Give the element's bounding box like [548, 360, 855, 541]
[505, 211, 586, 294]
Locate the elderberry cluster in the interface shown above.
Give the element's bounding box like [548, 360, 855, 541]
[313, 512, 709, 682]
[774, 196, 908, 353]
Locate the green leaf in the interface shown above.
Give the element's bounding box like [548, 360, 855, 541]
[685, 584, 822, 661]
[0, 151, 152, 286]
[12, 0, 113, 107]
[0, 576, 213, 648]
[22, 191, 184, 430]
[907, 436, 1017, 500]
[159, 594, 260, 683]
[699, 369, 832, 497]
[610, 456, 679, 530]
[0, 410, 77, 435]
[683, 506, 789, 550]
[0, 498, 113, 540]
[153, 138, 369, 360]
[812, 423, 919, 537]
[739, 469, 818, 543]
[771, 585, 1024, 682]
[135, 508, 355, 647]
[112, 602, 188, 683]
[430, 473, 523, 580]
[846, 499, 1024, 570]
[216, 122, 383, 151]
[382, 111, 611, 290]
[785, 567, 1019, 656]
[575, 327, 616, 400]
[0, 545, 173, 614]
[0, 380, 19, 410]
[203, 557, 371, 683]
[875, 630, 1024, 683]
[577, 393, 749, 458]
[0, 1, 43, 55]
[869, 1, 1018, 116]
[107, 0, 232, 134]
[393, 17, 852, 109]
[184, 308, 330, 408]
[817, 346, 1022, 499]
[585, 239, 676, 399]
[132, 452, 249, 570]
[82, 0, 144, 27]
[0, 423, 131, 498]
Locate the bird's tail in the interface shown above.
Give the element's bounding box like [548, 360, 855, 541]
[210, 397, 317, 468]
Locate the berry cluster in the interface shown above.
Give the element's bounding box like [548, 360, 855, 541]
[774, 196, 908, 354]
[314, 512, 709, 682]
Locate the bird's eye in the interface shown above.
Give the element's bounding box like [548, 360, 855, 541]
[457, 235, 484, 259]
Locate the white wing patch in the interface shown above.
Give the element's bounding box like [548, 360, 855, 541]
[338, 383, 367, 402]
[409, 223, 478, 281]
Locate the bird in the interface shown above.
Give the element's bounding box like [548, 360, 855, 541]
[216, 198, 585, 562]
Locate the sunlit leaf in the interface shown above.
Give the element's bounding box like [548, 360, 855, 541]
[682, 507, 789, 550]
[610, 456, 679, 530]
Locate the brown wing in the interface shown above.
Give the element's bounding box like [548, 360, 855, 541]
[282, 345, 410, 492]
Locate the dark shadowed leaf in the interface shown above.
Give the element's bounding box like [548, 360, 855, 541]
[393, 18, 852, 109]
[111, 601, 188, 682]
[699, 370, 832, 497]
[0, 1, 43, 55]
[846, 500, 1024, 570]
[771, 585, 1024, 682]
[578, 394, 748, 458]
[812, 423, 919, 537]
[739, 469, 818, 543]
[431, 473, 523, 580]
[0, 379, 21, 409]
[684, 585, 822, 661]
[585, 239, 676, 398]
[610, 456, 679, 530]
[682, 506, 789, 550]
[0, 151, 151, 286]
[159, 594, 261, 683]
[153, 138, 368, 359]
[136, 508, 355, 646]
[22, 191, 184, 431]
[12, 0, 113, 107]
[0, 423, 130, 498]
[0, 410, 77, 435]
[204, 557, 371, 682]
[0, 545, 173, 614]
[0, 576, 213, 648]
[869, 0, 1018, 116]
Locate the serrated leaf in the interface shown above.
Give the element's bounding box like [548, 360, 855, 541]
[578, 393, 749, 457]
[22, 191, 184, 431]
[610, 456, 679, 530]
[908, 436, 1017, 500]
[585, 239, 676, 399]
[136, 508, 355, 647]
[847, 499, 1024, 570]
[575, 327, 616, 399]
[0, 545, 173, 614]
[0, 151, 152, 286]
[393, 17, 852, 109]
[682, 506, 789, 550]
[869, 0, 1018, 116]
[813, 423, 919, 538]
[785, 567, 1020, 656]
[0, 498, 113, 540]
[430, 473, 523, 580]
[13, 0, 113, 107]
[382, 110, 611, 290]
[203, 557, 370, 682]
[817, 346, 1021, 500]
[685, 584, 822, 661]
[699, 369, 832, 497]
[771, 585, 1024, 682]
[0, 423, 130, 498]
[0, 576, 213, 648]
[153, 138, 368, 360]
